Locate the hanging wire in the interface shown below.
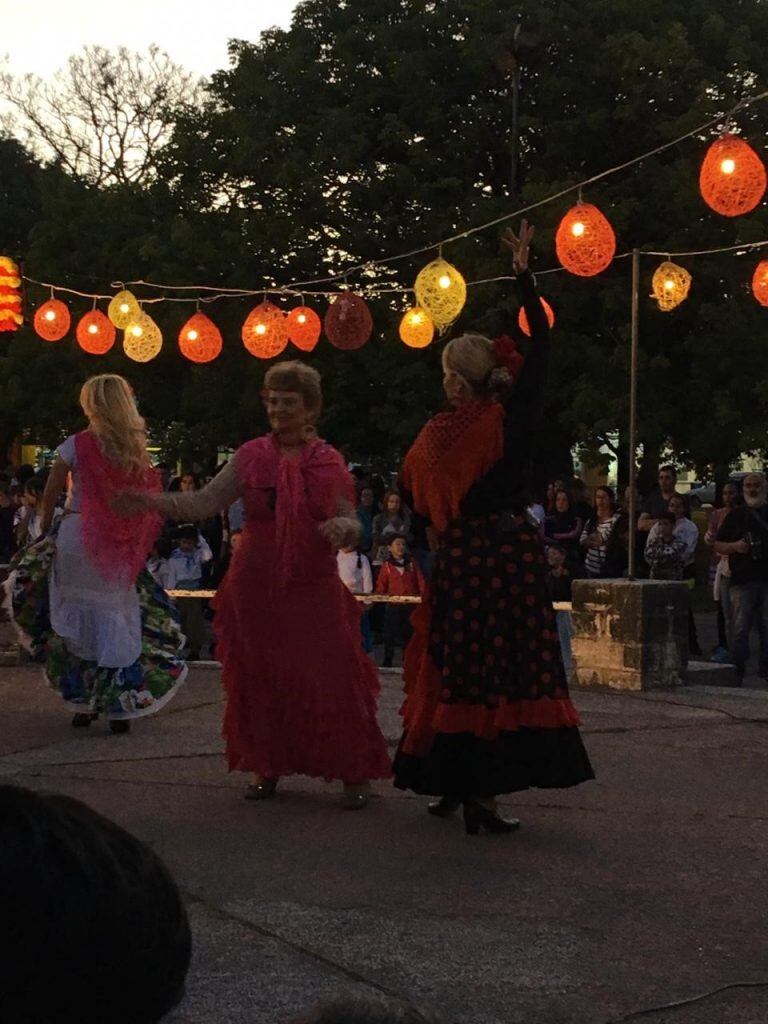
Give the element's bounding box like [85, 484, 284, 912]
[18, 86, 768, 306]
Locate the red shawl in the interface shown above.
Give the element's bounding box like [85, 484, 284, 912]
[75, 430, 162, 585]
[400, 399, 504, 535]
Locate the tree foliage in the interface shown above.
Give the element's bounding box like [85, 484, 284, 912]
[1, 46, 202, 186]
[2, 1, 768, 481]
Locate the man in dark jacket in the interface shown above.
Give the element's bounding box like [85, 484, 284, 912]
[714, 472, 768, 682]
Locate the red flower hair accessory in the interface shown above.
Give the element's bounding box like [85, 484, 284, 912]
[494, 334, 524, 382]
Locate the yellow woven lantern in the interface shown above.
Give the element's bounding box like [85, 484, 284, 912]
[123, 313, 163, 362]
[414, 258, 466, 331]
[651, 261, 692, 312]
[399, 307, 435, 348]
[108, 290, 141, 329]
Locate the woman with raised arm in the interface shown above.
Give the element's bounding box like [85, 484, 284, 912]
[4, 375, 187, 733]
[393, 222, 594, 835]
[117, 361, 391, 807]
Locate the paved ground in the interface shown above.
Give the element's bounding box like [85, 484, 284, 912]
[1, 660, 768, 1024]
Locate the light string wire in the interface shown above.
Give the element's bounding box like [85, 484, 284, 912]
[17, 87, 768, 306]
[22, 239, 768, 305]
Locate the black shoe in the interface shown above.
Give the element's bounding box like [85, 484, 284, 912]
[462, 799, 521, 836]
[244, 778, 278, 801]
[72, 712, 97, 728]
[109, 720, 131, 735]
[427, 796, 462, 818]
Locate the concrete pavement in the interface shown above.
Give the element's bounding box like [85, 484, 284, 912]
[1, 664, 767, 1024]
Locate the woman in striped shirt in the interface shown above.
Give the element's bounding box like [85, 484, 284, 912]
[580, 486, 620, 578]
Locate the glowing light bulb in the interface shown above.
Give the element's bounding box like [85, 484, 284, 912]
[721, 158, 736, 175]
[187, 329, 199, 341]
[45, 309, 56, 321]
[438, 274, 452, 289]
[88, 323, 99, 334]
[131, 325, 143, 337]
[120, 302, 130, 313]
[664, 279, 675, 291]
[571, 221, 585, 238]
[297, 313, 307, 324]
[410, 313, 423, 324]
[255, 323, 267, 335]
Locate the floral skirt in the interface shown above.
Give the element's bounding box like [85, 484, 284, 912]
[5, 537, 187, 719]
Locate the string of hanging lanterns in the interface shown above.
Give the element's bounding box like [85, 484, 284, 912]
[4, 106, 767, 361]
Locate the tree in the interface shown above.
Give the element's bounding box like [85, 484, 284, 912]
[162, 0, 768, 477]
[1, 46, 203, 186]
[3, 1, 768, 479]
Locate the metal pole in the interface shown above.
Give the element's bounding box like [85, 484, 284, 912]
[627, 248, 640, 580]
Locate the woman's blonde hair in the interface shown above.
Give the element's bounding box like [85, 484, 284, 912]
[79, 375, 151, 476]
[264, 361, 323, 421]
[442, 333, 497, 396]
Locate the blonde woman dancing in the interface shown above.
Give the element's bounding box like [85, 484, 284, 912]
[5, 375, 186, 733]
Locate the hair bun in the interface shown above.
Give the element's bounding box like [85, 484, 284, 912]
[488, 366, 513, 396]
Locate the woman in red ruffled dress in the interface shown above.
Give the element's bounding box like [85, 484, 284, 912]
[119, 361, 391, 807]
[393, 222, 594, 834]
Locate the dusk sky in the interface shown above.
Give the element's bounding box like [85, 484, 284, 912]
[1, 0, 298, 78]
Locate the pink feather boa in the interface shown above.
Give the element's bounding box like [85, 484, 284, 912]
[75, 430, 162, 585]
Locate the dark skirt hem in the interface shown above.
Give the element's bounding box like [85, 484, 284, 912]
[392, 726, 595, 798]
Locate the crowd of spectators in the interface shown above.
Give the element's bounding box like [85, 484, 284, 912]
[4, 454, 767, 682]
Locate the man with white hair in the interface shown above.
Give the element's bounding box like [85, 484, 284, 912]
[714, 472, 768, 682]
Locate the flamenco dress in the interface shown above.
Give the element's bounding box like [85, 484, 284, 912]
[393, 270, 594, 798]
[151, 436, 391, 782]
[5, 431, 187, 719]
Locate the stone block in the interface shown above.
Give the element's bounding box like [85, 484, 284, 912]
[572, 579, 689, 692]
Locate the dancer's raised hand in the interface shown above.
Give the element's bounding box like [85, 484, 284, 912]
[501, 220, 535, 274]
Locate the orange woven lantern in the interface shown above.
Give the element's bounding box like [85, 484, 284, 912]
[752, 260, 768, 307]
[699, 134, 766, 217]
[179, 313, 222, 363]
[555, 202, 616, 277]
[0, 257, 23, 333]
[518, 297, 555, 337]
[76, 310, 116, 354]
[286, 305, 322, 352]
[324, 293, 373, 350]
[242, 301, 288, 359]
[34, 298, 71, 341]
[399, 307, 434, 349]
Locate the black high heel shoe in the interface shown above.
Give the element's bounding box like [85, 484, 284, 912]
[427, 796, 462, 818]
[462, 800, 521, 836]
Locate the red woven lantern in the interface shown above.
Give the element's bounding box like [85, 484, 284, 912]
[179, 313, 222, 363]
[752, 260, 768, 307]
[324, 293, 373, 350]
[34, 298, 71, 341]
[286, 305, 322, 352]
[517, 297, 555, 337]
[0, 257, 23, 333]
[700, 134, 766, 217]
[76, 310, 116, 354]
[242, 301, 288, 359]
[555, 203, 616, 277]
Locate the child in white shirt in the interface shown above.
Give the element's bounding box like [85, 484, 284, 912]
[337, 545, 373, 653]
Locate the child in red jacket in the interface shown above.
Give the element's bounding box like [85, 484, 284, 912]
[374, 535, 425, 668]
